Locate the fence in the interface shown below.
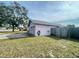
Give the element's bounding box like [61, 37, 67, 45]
[51, 25, 79, 39]
[71, 27, 79, 39]
[51, 27, 68, 38]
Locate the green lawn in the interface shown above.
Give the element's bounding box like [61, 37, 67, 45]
[0, 31, 26, 34]
[0, 36, 79, 58]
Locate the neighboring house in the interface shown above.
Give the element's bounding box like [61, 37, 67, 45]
[28, 20, 63, 36]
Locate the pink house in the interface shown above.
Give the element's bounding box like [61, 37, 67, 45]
[28, 20, 61, 36]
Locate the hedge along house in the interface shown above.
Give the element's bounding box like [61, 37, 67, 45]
[28, 20, 63, 36]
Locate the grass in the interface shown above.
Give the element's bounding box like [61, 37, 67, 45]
[0, 28, 27, 34]
[0, 36, 79, 58]
[0, 31, 26, 34]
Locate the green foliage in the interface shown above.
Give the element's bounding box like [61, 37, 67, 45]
[0, 3, 8, 26]
[0, 2, 28, 31]
[12, 1, 28, 28]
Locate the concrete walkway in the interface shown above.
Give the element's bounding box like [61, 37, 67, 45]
[0, 33, 27, 39]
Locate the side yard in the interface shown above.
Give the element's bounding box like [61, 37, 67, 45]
[0, 31, 27, 39]
[0, 36, 78, 58]
[0, 31, 26, 34]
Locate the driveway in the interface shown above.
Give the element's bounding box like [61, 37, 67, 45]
[0, 33, 27, 39]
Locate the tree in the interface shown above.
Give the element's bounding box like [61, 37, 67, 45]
[12, 1, 28, 29]
[0, 2, 28, 32]
[8, 6, 18, 32]
[0, 2, 18, 32]
[6, 1, 28, 32]
[0, 2, 8, 27]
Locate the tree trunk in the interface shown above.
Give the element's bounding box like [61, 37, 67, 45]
[12, 25, 15, 32]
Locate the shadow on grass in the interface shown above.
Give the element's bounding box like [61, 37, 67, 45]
[6, 33, 35, 40]
[0, 33, 35, 42]
[47, 35, 65, 40]
[1, 32, 79, 43]
[47, 35, 79, 43]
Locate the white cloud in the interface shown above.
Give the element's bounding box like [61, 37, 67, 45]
[28, 1, 79, 26]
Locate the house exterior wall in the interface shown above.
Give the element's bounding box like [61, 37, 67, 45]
[29, 23, 58, 36]
[29, 23, 35, 35]
[35, 25, 52, 36]
[34, 25, 57, 36]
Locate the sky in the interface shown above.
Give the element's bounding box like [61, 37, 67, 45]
[1, 1, 79, 26]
